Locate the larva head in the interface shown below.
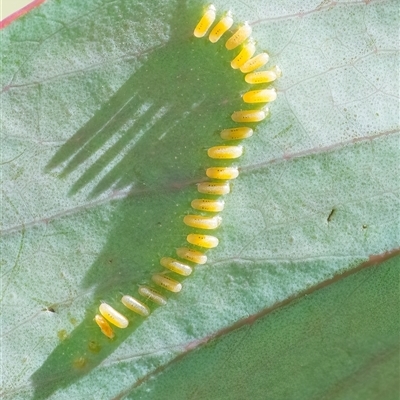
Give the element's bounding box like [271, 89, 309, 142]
[194, 4, 217, 38]
[242, 88, 277, 104]
[220, 127, 254, 140]
[225, 22, 252, 50]
[207, 145, 243, 159]
[239, 52, 269, 73]
[99, 303, 129, 329]
[231, 107, 269, 123]
[187, 233, 219, 249]
[138, 286, 167, 306]
[230, 38, 257, 69]
[204, 4, 216, 12]
[176, 247, 207, 264]
[197, 181, 231, 195]
[191, 198, 225, 212]
[160, 257, 193, 276]
[183, 214, 222, 229]
[245, 70, 276, 84]
[152, 274, 182, 293]
[121, 295, 150, 317]
[206, 166, 239, 180]
[209, 10, 234, 43]
[271, 65, 282, 78]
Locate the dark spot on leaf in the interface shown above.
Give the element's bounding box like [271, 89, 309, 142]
[88, 340, 101, 353]
[327, 208, 336, 222]
[57, 330, 69, 341]
[73, 356, 87, 369]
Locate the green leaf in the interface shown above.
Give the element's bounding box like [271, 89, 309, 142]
[1, 0, 399, 399]
[132, 256, 400, 400]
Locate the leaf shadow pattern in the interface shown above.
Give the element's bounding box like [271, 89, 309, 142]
[31, 1, 254, 398]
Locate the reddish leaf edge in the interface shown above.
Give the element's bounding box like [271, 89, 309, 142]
[0, 0, 46, 29]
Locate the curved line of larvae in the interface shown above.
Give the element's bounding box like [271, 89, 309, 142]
[94, 4, 281, 338]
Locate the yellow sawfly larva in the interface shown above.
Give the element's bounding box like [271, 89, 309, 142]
[94, 314, 115, 339]
[197, 181, 231, 195]
[194, 4, 217, 38]
[239, 52, 269, 73]
[187, 233, 219, 248]
[245, 66, 282, 84]
[160, 257, 193, 276]
[231, 107, 269, 123]
[138, 286, 167, 306]
[191, 198, 225, 212]
[231, 39, 256, 69]
[176, 247, 207, 264]
[225, 22, 252, 50]
[242, 88, 277, 103]
[207, 145, 243, 159]
[99, 303, 129, 329]
[220, 127, 254, 140]
[206, 166, 239, 180]
[183, 214, 222, 229]
[121, 295, 150, 317]
[209, 11, 233, 43]
[152, 274, 182, 293]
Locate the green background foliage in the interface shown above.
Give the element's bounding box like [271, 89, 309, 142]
[1, 0, 399, 399]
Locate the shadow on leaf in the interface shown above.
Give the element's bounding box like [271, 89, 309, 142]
[31, 0, 253, 398]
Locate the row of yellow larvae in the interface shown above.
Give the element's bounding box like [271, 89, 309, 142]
[94, 4, 281, 339]
[195, 3, 282, 119]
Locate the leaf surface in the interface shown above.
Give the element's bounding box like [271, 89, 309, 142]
[1, 0, 399, 399]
